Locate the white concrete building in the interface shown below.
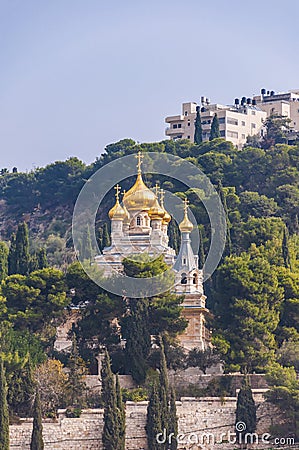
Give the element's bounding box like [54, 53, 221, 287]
[165, 99, 267, 148]
[253, 88, 299, 131]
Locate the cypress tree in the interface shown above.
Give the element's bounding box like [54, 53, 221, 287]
[30, 388, 44, 450]
[217, 180, 232, 258]
[236, 378, 257, 441]
[0, 358, 9, 450]
[282, 226, 292, 269]
[146, 381, 162, 450]
[198, 228, 205, 269]
[8, 233, 17, 275]
[123, 297, 151, 384]
[37, 248, 48, 269]
[194, 106, 203, 144]
[101, 349, 121, 450]
[65, 334, 86, 407]
[168, 219, 180, 254]
[82, 225, 93, 261]
[209, 113, 220, 141]
[115, 374, 125, 450]
[0, 241, 8, 282]
[15, 222, 30, 275]
[168, 387, 178, 450]
[102, 223, 111, 249]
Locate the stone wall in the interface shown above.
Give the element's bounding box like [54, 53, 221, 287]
[10, 392, 291, 450]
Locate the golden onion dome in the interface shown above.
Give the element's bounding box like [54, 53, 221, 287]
[108, 184, 126, 220]
[123, 173, 156, 212]
[148, 197, 165, 220]
[179, 199, 193, 233]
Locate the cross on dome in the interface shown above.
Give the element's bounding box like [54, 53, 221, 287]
[114, 184, 121, 202]
[135, 151, 144, 174]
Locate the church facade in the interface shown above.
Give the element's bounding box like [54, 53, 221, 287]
[95, 152, 209, 350]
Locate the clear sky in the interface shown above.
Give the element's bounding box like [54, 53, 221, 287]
[1, 0, 299, 171]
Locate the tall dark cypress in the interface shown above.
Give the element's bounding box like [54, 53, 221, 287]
[101, 350, 124, 450]
[0, 358, 9, 450]
[146, 381, 162, 450]
[236, 378, 257, 441]
[37, 248, 48, 269]
[168, 387, 178, 450]
[123, 298, 151, 384]
[209, 113, 220, 141]
[217, 180, 232, 258]
[102, 223, 111, 249]
[194, 106, 203, 144]
[9, 223, 30, 275]
[8, 233, 17, 275]
[198, 228, 205, 269]
[282, 226, 292, 269]
[30, 388, 44, 450]
[115, 374, 125, 450]
[0, 242, 8, 282]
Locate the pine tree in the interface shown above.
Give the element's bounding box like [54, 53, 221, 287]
[115, 374, 125, 450]
[282, 226, 292, 269]
[236, 378, 257, 441]
[30, 388, 44, 450]
[0, 241, 8, 281]
[209, 113, 220, 141]
[0, 358, 9, 450]
[194, 106, 203, 144]
[146, 381, 162, 450]
[168, 387, 178, 450]
[101, 350, 124, 450]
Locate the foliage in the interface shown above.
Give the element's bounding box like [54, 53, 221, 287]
[235, 378, 257, 439]
[64, 334, 87, 408]
[30, 388, 44, 450]
[0, 358, 9, 450]
[187, 346, 220, 374]
[194, 107, 203, 144]
[0, 242, 8, 281]
[209, 113, 220, 141]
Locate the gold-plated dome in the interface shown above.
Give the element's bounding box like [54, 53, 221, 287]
[148, 197, 165, 219]
[179, 198, 193, 233]
[123, 152, 156, 212]
[108, 184, 126, 220]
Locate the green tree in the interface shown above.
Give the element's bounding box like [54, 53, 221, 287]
[262, 114, 291, 149]
[14, 222, 30, 275]
[187, 347, 220, 374]
[8, 233, 17, 275]
[168, 387, 178, 450]
[0, 358, 9, 450]
[115, 374, 125, 450]
[209, 113, 220, 141]
[146, 381, 162, 450]
[30, 388, 44, 450]
[235, 378, 257, 440]
[0, 242, 8, 282]
[282, 226, 291, 269]
[194, 106, 203, 144]
[101, 350, 124, 450]
[64, 334, 87, 407]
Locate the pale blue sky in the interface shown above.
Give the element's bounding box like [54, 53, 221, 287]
[1, 0, 299, 171]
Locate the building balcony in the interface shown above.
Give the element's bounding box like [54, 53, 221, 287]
[165, 115, 184, 123]
[165, 127, 185, 136]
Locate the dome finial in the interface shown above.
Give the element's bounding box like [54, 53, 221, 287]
[114, 184, 121, 203]
[135, 151, 143, 175]
[179, 198, 193, 233]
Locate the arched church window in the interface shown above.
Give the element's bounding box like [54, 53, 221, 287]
[193, 273, 198, 284]
[181, 273, 187, 284]
[136, 216, 141, 226]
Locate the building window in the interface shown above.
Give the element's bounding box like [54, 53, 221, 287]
[173, 124, 177, 129]
[184, 111, 188, 116]
[218, 117, 225, 124]
[252, 110, 256, 115]
[181, 273, 187, 284]
[220, 130, 225, 137]
[242, 134, 246, 139]
[242, 121, 246, 126]
[227, 130, 238, 138]
[193, 273, 198, 285]
[178, 124, 182, 128]
[227, 117, 238, 126]
[136, 216, 141, 226]
[187, 135, 190, 139]
[251, 123, 256, 129]
[188, 122, 190, 126]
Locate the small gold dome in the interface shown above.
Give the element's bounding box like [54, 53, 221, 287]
[108, 184, 126, 220]
[162, 210, 171, 224]
[123, 173, 156, 212]
[148, 197, 165, 220]
[179, 198, 193, 232]
[159, 188, 171, 224]
[108, 201, 126, 220]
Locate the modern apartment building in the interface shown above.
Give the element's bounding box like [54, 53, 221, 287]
[165, 99, 267, 148]
[253, 88, 299, 131]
